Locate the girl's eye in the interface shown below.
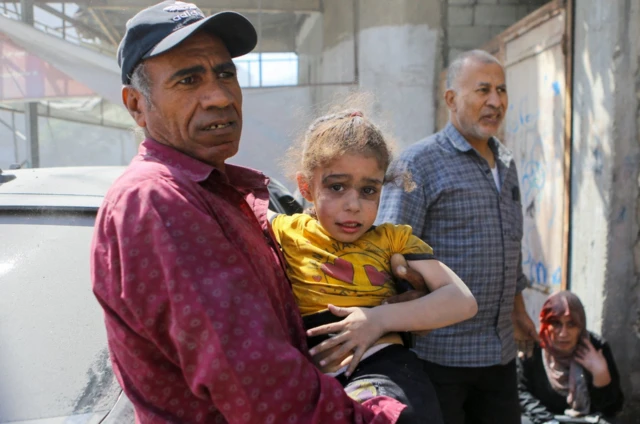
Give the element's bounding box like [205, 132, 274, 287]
[330, 184, 343, 192]
[362, 187, 377, 195]
[566, 321, 577, 328]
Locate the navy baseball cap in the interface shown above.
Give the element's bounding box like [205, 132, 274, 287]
[117, 1, 257, 84]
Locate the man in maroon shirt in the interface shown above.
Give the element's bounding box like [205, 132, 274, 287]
[91, 2, 411, 422]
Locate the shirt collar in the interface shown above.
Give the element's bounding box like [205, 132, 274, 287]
[443, 122, 474, 152]
[139, 138, 269, 189]
[443, 122, 513, 166]
[139, 138, 214, 182]
[225, 162, 271, 191]
[489, 137, 513, 169]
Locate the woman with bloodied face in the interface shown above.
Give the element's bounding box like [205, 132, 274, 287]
[517, 291, 624, 424]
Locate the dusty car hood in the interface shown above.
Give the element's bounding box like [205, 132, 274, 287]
[0, 412, 107, 424]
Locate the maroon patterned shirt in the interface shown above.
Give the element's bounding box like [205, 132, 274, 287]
[91, 139, 404, 423]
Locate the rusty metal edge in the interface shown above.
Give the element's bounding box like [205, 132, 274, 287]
[561, 0, 574, 291]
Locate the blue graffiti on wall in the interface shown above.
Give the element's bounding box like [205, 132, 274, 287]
[508, 89, 563, 290]
[506, 96, 541, 135]
[523, 251, 562, 287]
[520, 136, 546, 213]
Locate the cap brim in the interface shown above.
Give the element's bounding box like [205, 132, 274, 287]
[147, 11, 257, 59]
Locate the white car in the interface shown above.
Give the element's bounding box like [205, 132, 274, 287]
[0, 166, 301, 423]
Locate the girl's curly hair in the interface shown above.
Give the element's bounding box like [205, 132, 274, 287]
[286, 93, 414, 192]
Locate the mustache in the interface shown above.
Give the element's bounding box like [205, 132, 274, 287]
[480, 107, 504, 119]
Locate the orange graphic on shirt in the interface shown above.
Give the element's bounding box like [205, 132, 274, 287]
[315, 254, 392, 287]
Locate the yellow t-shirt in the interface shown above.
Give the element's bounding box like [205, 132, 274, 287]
[271, 213, 434, 316]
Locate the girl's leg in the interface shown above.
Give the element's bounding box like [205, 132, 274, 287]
[340, 345, 444, 424]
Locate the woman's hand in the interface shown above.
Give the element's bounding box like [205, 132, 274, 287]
[306, 304, 386, 377]
[575, 337, 611, 387]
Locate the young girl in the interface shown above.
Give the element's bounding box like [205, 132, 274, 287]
[269, 107, 478, 423]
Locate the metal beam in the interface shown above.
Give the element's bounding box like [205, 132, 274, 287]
[24, 103, 39, 167]
[20, 0, 40, 168]
[88, 7, 119, 46]
[98, 9, 123, 43]
[20, 0, 33, 22]
[0, 103, 132, 130]
[87, 6, 319, 14]
[31, 0, 322, 13]
[36, 3, 115, 45]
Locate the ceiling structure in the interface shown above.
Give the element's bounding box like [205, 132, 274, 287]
[1, 0, 321, 55]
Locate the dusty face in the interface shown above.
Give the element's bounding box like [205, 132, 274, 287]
[299, 153, 385, 243]
[124, 32, 243, 170]
[547, 315, 582, 355]
[447, 59, 507, 145]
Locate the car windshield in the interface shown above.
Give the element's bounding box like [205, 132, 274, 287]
[0, 209, 121, 422]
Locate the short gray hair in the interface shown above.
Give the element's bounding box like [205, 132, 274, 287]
[446, 50, 502, 90]
[130, 61, 152, 105]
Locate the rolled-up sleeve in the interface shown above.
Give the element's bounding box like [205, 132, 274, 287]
[94, 179, 403, 423]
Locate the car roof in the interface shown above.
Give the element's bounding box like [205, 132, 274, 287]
[0, 166, 126, 209]
[0, 166, 296, 212]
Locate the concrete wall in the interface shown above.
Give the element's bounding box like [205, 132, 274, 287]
[233, 86, 312, 188]
[570, 0, 640, 420]
[257, 0, 553, 186]
[357, 0, 441, 148]
[445, 0, 549, 65]
[233, 84, 352, 190]
[296, 0, 442, 149]
[239, 0, 443, 189]
[241, 0, 566, 190]
[320, 0, 357, 85]
[296, 12, 323, 85]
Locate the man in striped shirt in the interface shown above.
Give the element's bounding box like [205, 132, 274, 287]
[377, 50, 538, 424]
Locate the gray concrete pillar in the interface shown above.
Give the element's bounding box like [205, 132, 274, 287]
[570, 0, 640, 419]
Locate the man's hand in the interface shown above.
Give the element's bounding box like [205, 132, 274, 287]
[384, 253, 429, 305]
[384, 254, 431, 336]
[513, 293, 539, 357]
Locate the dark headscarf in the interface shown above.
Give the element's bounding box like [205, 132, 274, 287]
[538, 291, 590, 416]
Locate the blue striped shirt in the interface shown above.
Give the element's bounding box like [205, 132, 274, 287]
[376, 123, 528, 367]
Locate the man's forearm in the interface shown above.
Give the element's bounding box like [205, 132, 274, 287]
[513, 292, 527, 314]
